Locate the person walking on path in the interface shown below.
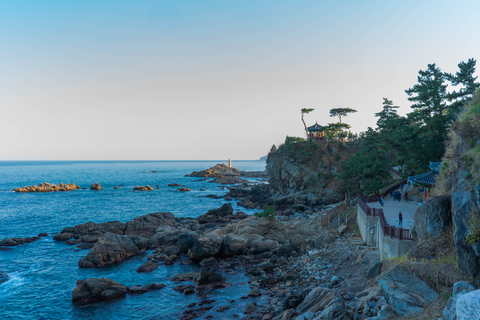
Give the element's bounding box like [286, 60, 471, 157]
[404, 191, 408, 201]
[399, 211, 403, 226]
[380, 197, 384, 207]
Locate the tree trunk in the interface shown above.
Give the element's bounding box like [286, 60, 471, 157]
[301, 114, 310, 140]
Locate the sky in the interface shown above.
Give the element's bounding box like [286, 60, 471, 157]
[1, 0, 479, 160]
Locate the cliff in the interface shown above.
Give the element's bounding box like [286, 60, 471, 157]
[266, 137, 353, 206]
[435, 91, 480, 287]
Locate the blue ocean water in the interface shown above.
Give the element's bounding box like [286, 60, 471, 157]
[0, 160, 266, 320]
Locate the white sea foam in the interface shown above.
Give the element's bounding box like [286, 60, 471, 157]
[0, 271, 26, 294]
[0, 263, 43, 295]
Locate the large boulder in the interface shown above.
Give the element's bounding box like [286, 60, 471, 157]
[197, 203, 241, 223]
[78, 232, 148, 268]
[442, 281, 475, 320]
[55, 221, 125, 243]
[193, 270, 228, 290]
[296, 287, 337, 314]
[124, 212, 176, 238]
[317, 297, 346, 320]
[378, 267, 438, 317]
[249, 239, 279, 254]
[411, 195, 452, 242]
[147, 226, 181, 248]
[90, 183, 102, 190]
[225, 216, 285, 239]
[72, 278, 127, 304]
[220, 233, 249, 257]
[187, 233, 223, 261]
[456, 289, 480, 320]
[205, 203, 233, 217]
[178, 231, 201, 253]
[136, 261, 158, 273]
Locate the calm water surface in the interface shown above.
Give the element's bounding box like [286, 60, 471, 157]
[0, 160, 266, 320]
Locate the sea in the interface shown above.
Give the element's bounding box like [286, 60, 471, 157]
[0, 160, 267, 320]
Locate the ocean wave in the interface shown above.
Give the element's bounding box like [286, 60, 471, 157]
[0, 263, 43, 295]
[0, 271, 26, 294]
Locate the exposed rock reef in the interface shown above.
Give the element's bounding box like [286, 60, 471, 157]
[186, 163, 266, 185]
[78, 233, 148, 268]
[133, 185, 154, 191]
[0, 233, 47, 247]
[72, 278, 127, 304]
[72, 277, 165, 305]
[13, 182, 80, 193]
[90, 183, 103, 190]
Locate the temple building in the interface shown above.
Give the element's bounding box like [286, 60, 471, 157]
[307, 122, 326, 140]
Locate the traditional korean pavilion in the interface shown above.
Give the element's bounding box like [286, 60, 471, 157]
[307, 122, 326, 140]
[407, 161, 441, 186]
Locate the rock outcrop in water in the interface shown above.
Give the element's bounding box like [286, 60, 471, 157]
[72, 278, 127, 304]
[186, 163, 267, 185]
[89, 183, 103, 190]
[0, 233, 47, 247]
[133, 185, 154, 191]
[78, 233, 148, 268]
[13, 182, 80, 192]
[72, 277, 166, 304]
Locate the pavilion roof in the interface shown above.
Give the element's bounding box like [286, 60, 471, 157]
[307, 122, 325, 132]
[408, 170, 438, 185]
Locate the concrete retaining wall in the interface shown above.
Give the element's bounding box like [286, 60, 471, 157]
[357, 204, 415, 259]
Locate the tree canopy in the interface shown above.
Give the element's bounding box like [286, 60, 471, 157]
[300, 108, 314, 140]
[340, 59, 479, 196]
[329, 108, 357, 123]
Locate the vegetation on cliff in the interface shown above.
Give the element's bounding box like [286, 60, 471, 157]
[266, 136, 355, 205]
[340, 59, 479, 196]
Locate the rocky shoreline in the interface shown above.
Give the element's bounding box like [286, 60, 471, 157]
[4, 162, 480, 319]
[3, 192, 480, 319]
[44, 198, 393, 319]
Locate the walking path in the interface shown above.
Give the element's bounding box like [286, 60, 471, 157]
[368, 184, 420, 230]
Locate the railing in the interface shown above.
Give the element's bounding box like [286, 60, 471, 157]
[359, 180, 406, 204]
[319, 200, 348, 228]
[381, 180, 406, 198]
[358, 197, 414, 241]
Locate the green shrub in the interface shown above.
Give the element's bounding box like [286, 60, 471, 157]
[256, 205, 275, 219]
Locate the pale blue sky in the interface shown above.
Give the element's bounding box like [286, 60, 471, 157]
[1, 0, 479, 160]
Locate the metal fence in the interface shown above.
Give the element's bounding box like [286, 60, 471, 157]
[358, 197, 414, 241]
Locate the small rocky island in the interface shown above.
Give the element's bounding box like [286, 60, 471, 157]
[187, 163, 267, 185]
[13, 182, 80, 193]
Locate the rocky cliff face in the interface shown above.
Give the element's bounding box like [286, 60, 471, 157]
[266, 138, 349, 206]
[436, 91, 480, 287]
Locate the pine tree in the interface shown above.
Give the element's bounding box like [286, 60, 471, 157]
[445, 58, 480, 113]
